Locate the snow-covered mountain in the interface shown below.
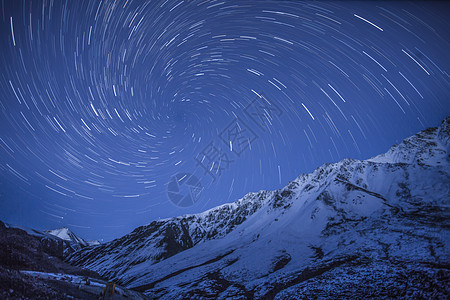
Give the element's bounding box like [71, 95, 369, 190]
[46, 227, 101, 250]
[68, 117, 450, 299]
[46, 227, 88, 249]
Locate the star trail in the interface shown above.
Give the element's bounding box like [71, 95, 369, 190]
[0, 0, 449, 241]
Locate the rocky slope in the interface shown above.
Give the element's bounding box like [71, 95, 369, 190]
[68, 117, 450, 299]
[5, 223, 93, 258]
[0, 221, 148, 299]
[0, 221, 98, 299]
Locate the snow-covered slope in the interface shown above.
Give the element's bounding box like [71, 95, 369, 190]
[68, 117, 450, 299]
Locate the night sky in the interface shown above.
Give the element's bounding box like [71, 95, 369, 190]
[0, 0, 449, 241]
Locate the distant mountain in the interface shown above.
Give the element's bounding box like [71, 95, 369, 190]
[68, 117, 450, 299]
[46, 227, 88, 249]
[87, 240, 101, 246]
[45, 227, 103, 250]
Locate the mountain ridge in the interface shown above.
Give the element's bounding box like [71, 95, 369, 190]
[67, 117, 450, 299]
[45, 227, 101, 248]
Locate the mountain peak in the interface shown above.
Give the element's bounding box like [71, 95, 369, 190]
[368, 117, 448, 166]
[46, 227, 88, 248]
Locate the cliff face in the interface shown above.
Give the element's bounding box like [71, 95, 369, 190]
[68, 118, 450, 299]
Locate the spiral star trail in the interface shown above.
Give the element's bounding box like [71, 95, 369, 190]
[0, 0, 449, 241]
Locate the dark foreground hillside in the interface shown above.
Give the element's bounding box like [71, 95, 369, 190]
[0, 221, 147, 299]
